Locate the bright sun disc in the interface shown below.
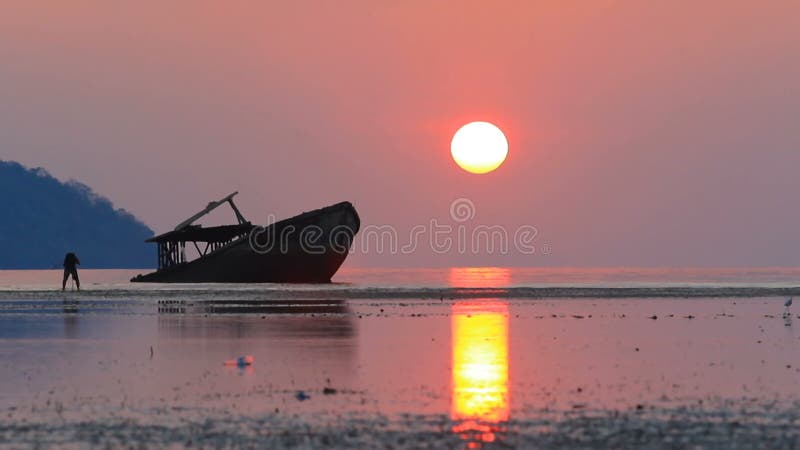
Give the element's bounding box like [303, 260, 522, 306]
[451, 121, 508, 174]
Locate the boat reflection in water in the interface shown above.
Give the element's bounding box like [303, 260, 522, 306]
[449, 268, 511, 448]
[156, 299, 355, 340]
[156, 299, 357, 382]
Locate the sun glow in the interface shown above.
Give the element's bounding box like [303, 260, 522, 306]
[451, 301, 509, 445]
[450, 122, 509, 174]
[449, 268, 510, 446]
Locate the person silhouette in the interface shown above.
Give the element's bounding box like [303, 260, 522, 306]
[62, 252, 81, 291]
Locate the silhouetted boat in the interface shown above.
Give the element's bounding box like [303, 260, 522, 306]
[131, 192, 359, 283]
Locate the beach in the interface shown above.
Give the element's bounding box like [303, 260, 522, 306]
[0, 269, 799, 448]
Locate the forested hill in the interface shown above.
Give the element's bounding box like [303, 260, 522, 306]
[0, 161, 154, 269]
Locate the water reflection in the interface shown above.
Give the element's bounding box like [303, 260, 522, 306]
[157, 299, 355, 339]
[157, 299, 349, 315]
[154, 299, 358, 388]
[448, 267, 512, 288]
[449, 268, 511, 448]
[62, 300, 80, 339]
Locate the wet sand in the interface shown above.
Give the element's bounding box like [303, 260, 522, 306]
[1, 295, 800, 448]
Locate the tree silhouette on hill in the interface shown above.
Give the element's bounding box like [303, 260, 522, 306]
[0, 160, 154, 269]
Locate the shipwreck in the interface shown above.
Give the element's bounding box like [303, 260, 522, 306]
[131, 192, 360, 283]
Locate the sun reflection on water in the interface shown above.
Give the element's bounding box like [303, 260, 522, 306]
[449, 268, 510, 447]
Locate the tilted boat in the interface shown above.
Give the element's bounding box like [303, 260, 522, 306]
[131, 192, 360, 283]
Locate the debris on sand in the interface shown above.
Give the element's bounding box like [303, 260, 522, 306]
[295, 391, 310, 401]
[224, 356, 254, 367]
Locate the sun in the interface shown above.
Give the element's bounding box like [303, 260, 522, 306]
[451, 121, 508, 174]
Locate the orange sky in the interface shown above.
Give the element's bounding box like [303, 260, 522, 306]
[1, 1, 799, 267]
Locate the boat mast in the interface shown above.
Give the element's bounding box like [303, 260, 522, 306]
[173, 191, 248, 231]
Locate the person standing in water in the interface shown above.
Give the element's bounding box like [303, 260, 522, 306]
[62, 252, 80, 291]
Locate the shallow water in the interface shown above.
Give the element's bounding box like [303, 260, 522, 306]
[1, 268, 800, 448]
[4, 266, 800, 290]
[3, 267, 800, 301]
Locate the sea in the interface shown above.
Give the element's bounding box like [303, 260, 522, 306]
[2, 267, 800, 447]
[1, 266, 799, 297]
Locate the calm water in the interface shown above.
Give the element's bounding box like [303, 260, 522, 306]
[1, 267, 800, 447]
[2, 266, 800, 290]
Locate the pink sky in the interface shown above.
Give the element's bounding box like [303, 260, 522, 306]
[1, 1, 799, 267]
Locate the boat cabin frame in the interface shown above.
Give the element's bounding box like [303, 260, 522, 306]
[146, 192, 253, 270]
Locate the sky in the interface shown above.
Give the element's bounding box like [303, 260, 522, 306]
[1, 1, 799, 267]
